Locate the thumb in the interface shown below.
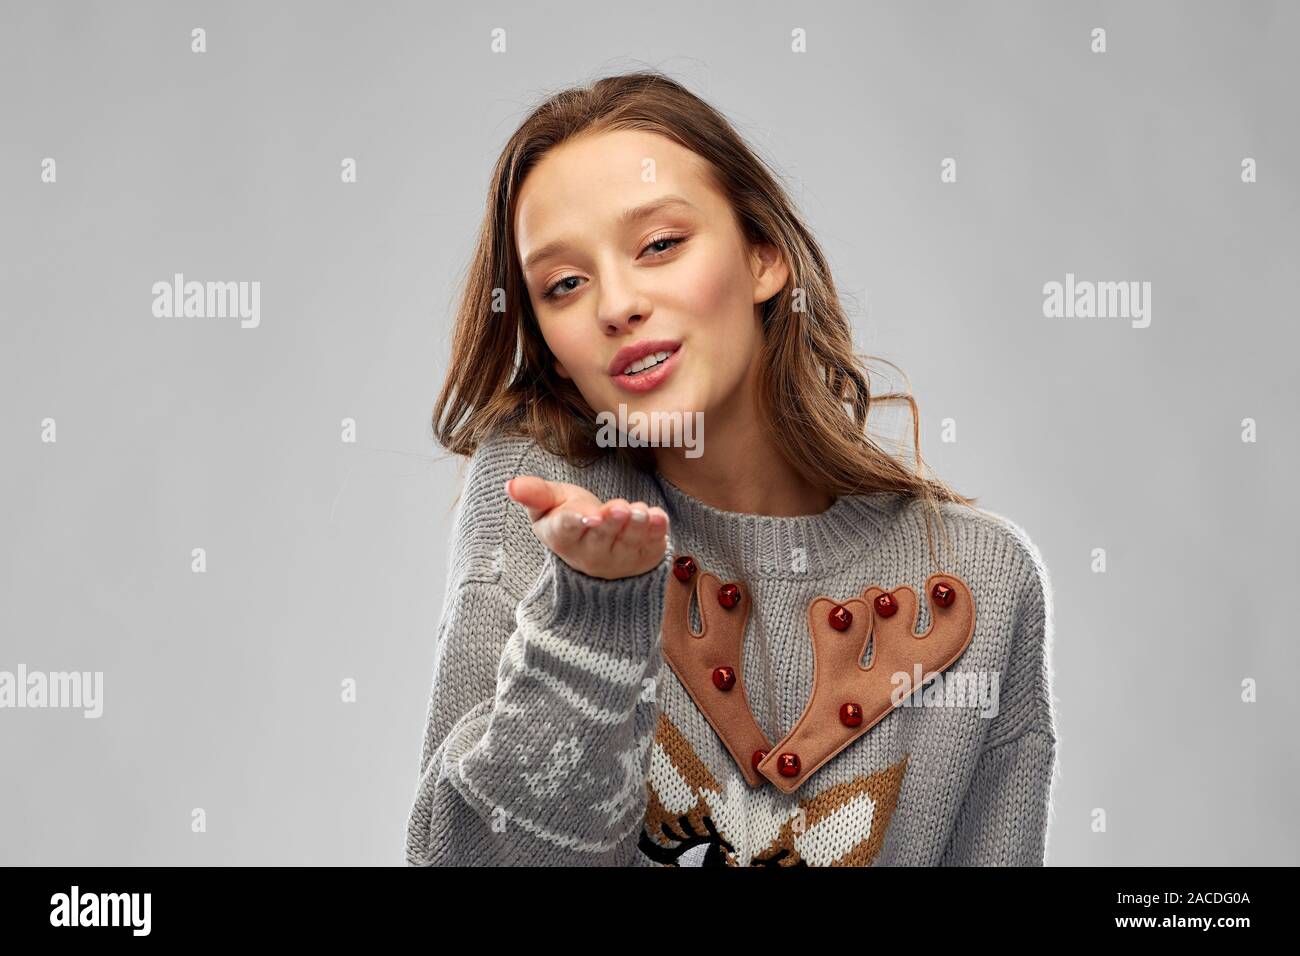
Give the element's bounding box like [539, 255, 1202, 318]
[505, 475, 560, 523]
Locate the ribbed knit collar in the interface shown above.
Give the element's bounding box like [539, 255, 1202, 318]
[651, 470, 905, 580]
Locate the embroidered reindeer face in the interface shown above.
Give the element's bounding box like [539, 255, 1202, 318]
[639, 710, 909, 866]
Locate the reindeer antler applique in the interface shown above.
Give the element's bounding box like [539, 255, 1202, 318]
[660, 554, 977, 796]
[659, 556, 774, 788]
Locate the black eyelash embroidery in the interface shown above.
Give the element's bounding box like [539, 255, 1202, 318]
[638, 814, 734, 867]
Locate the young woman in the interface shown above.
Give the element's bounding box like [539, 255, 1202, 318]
[405, 70, 1057, 867]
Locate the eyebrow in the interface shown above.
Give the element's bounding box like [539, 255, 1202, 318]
[520, 194, 699, 273]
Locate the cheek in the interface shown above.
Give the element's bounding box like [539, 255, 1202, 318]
[671, 246, 748, 326]
[662, 250, 761, 404]
[536, 319, 586, 373]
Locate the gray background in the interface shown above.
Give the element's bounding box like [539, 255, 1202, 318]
[2, 0, 1296, 865]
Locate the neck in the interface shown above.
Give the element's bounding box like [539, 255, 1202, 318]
[653, 410, 834, 518]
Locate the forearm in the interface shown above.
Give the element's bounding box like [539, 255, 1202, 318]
[406, 549, 671, 866]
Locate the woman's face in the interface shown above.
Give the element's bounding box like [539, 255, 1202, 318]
[513, 128, 788, 443]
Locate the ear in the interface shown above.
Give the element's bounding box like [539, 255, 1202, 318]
[749, 241, 790, 304]
[554, 359, 571, 380]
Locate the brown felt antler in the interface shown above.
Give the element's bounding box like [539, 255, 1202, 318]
[754, 574, 976, 794]
[659, 555, 977, 794]
[659, 556, 774, 788]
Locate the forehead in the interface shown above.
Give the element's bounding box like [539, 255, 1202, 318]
[514, 129, 718, 242]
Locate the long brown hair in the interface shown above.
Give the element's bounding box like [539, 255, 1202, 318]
[432, 69, 979, 564]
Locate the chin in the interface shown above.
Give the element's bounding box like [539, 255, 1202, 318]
[592, 388, 706, 439]
[627, 392, 704, 420]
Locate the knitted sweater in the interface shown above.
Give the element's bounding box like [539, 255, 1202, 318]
[405, 430, 1058, 867]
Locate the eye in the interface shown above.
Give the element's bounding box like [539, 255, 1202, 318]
[641, 232, 687, 258]
[539, 233, 689, 301]
[638, 814, 733, 867]
[541, 274, 582, 300]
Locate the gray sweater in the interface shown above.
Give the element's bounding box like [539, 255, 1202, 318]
[405, 430, 1058, 866]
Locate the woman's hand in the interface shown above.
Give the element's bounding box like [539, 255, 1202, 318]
[505, 476, 670, 580]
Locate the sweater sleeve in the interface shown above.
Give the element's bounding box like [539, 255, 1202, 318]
[938, 541, 1059, 866]
[937, 729, 1056, 866]
[405, 544, 672, 866]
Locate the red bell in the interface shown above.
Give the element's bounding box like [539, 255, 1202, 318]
[752, 749, 768, 771]
[828, 604, 853, 631]
[840, 702, 864, 727]
[932, 582, 955, 607]
[717, 583, 741, 609]
[874, 592, 899, 618]
[672, 556, 696, 582]
[712, 666, 736, 691]
[777, 753, 801, 777]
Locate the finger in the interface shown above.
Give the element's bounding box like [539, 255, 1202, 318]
[543, 507, 591, 551]
[620, 501, 652, 546]
[602, 498, 631, 524]
[624, 507, 668, 563]
[506, 475, 559, 523]
[612, 500, 653, 548]
[594, 499, 630, 546]
[645, 506, 669, 538]
[572, 504, 622, 559]
[575, 498, 613, 544]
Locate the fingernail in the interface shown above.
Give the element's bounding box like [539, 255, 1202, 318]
[505, 478, 515, 496]
[630, 509, 646, 522]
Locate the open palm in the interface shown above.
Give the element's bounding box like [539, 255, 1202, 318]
[505, 476, 670, 580]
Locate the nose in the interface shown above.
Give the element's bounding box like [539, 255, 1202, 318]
[595, 262, 652, 335]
